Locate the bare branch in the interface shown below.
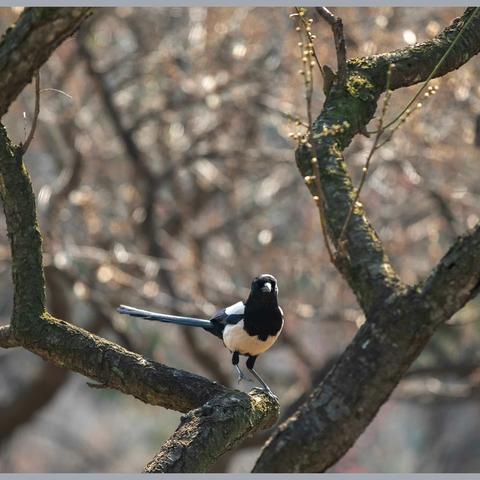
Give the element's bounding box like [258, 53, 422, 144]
[352, 7, 480, 92]
[22, 70, 40, 153]
[145, 390, 279, 473]
[0, 7, 92, 117]
[420, 223, 480, 317]
[253, 8, 480, 472]
[316, 7, 347, 85]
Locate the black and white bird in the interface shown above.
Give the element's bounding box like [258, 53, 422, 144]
[117, 274, 283, 396]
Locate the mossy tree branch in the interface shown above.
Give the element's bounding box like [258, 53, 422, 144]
[0, 122, 232, 412]
[0, 7, 93, 117]
[145, 390, 279, 473]
[253, 8, 480, 472]
[0, 8, 279, 472]
[0, 120, 278, 464]
[349, 7, 480, 92]
[254, 226, 480, 473]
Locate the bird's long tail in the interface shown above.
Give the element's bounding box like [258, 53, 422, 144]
[117, 305, 212, 328]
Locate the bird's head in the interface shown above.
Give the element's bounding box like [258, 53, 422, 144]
[249, 274, 278, 302]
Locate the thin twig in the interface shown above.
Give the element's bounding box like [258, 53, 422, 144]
[293, 8, 335, 262]
[293, 8, 324, 79]
[22, 70, 40, 153]
[40, 87, 73, 100]
[316, 7, 347, 85]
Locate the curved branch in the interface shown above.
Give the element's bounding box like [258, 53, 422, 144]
[0, 121, 228, 412]
[254, 227, 480, 472]
[0, 7, 92, 117]
[296, 7, 480, 314]
[0, 103, 277, 470]
[145, 390, 279, 473]
[420, 223, 480, 317]
[16, 313, 235, 413]
[254, 8, 480, 472]
[350, 8, 480, 92]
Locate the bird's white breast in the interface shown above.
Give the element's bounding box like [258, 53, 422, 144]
[223, 320, 282, 356]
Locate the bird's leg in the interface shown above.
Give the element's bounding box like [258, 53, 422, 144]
[235, 364, 245, 383]
[246, 356, 277, 398]
[232, 351, 246, 384]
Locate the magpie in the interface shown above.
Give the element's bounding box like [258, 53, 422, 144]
[117, 274, 283, 396]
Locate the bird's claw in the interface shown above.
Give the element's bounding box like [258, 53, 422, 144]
[237, 373, 254, 384]
[251, 386, 278, 400]
[235, 366, 253, 384]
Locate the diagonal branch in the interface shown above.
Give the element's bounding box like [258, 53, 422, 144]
[316, 7, 347, 85]
[0, 123, 232, 414]
[419, 223, 480, 318]
[254, 225, 480, 472]
[0, 7, 92, 117]
[22, 70, 40, 153]
[145, 390, 279, 473]
[349, 7, 480, 92]
[253, 7, 480, 472]
[296, 6, 480, 315]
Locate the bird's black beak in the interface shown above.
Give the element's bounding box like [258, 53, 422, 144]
[260, 282, 272, 293]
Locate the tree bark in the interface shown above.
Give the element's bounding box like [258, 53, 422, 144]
[0, 9, 279, 473]
[0, 8, 92, 117]
[145, 389, 279, 473]
[253, 7, 480, 472]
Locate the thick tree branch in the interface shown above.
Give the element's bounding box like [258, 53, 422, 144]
[0, 7, 92, 117]
[0, 123, 225, 413]
[254, 226, 480, 472]
[349, 8, 480, 92]
[145, 390, 279, 473]
[420, 223, 480, 317]
[0, 124, 45, 331]
[13, 313, 234, 413]
[0, 22, 278, 465]
[296, 103, 403, 313]
[254, 8, 480, 472]
[296, 7, 480, 315]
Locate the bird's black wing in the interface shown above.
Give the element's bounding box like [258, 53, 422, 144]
[205, 301, 245, 339]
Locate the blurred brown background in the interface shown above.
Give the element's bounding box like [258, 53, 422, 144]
[0, 7, 479, 473]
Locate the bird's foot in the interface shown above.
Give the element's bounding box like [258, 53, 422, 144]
[235, 366, 253, 384]
[237, 372, 254, 384]
[251, 386, 278, 401]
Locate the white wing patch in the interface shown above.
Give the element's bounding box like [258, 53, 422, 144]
[223, 320, 282, 356]
[225, 301, 245, 316]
